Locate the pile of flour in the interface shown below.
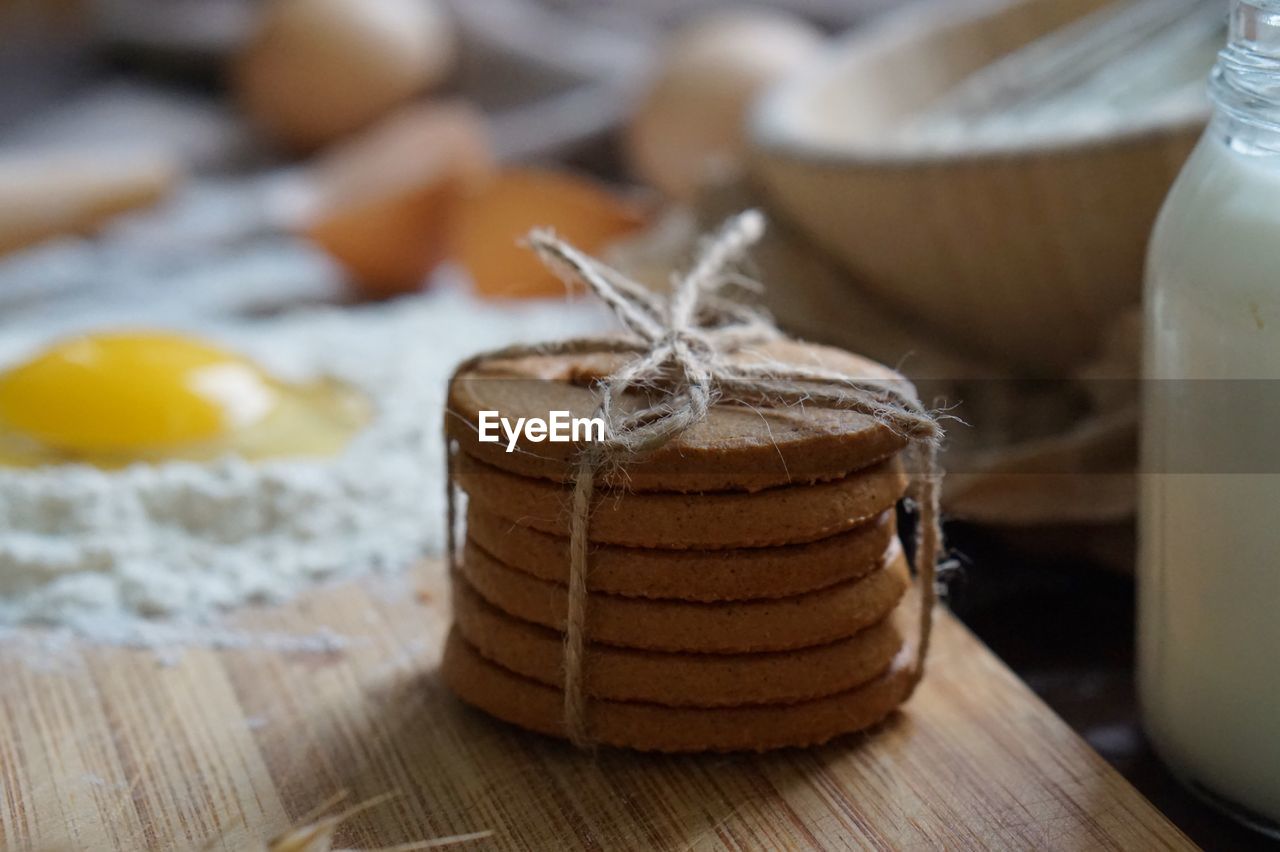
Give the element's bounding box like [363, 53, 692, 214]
[0, 285, 606, 646]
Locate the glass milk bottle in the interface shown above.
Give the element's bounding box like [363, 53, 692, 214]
[1140, 0, 1280, 834]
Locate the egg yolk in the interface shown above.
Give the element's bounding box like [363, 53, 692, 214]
[0, 332, 277, 454]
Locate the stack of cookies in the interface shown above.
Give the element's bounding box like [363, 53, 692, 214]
[442, 338, 923, 752]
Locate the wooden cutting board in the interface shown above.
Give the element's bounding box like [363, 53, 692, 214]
[0, 560, 1192, 850]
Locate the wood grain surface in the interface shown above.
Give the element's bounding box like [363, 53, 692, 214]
[0, 560, 1194, 850]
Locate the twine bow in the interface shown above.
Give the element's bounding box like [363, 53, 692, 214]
[446, 211, 944, 747]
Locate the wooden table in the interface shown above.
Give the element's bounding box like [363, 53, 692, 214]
[0, 560, 1193, 850]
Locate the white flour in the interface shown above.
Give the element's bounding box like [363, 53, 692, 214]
[0, 281, 607, 647]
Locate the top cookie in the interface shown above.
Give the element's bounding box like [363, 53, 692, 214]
[447, 337, 911, 493]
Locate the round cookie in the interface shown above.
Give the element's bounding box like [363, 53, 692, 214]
[460, 537, 910, 653]
[466, 504, 896, 601]
[441, 629, 915, 752]
[446, 337, 910, 493]
[452, 577, 905, 707]
[456, 452, 908, 549]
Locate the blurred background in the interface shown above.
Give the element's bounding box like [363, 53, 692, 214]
[0, 0, 1266, 846]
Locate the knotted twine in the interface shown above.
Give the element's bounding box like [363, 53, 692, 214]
[445, 211, 944, 747]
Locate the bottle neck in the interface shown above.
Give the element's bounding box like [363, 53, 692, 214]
[1211, 0, 1280, 153]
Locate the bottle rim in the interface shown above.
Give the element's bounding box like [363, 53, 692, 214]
[1210, 0, 1280, 137]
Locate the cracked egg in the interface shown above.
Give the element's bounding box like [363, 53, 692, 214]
[0, 331, 370, 468]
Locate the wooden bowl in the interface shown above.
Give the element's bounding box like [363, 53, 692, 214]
[749, 0, 1207, 374]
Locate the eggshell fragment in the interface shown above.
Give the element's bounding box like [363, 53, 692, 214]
[233, 0, 456, 152]
[298, 101, 494, 299]
[449, 168, 649, 299]
[626, 10, 823, 200]
[0, 151, 179, 255]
